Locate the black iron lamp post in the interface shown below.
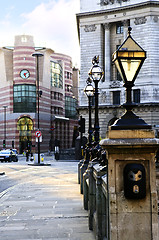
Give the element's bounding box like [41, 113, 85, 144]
[88, 56, 104, 146]
[112, 27, 151, 130]
[84, 79, 94, 153]
[32, 52, 44, 164]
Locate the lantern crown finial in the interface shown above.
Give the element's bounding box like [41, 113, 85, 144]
[128, 26, 132, 36]
[92, 55, 99, 65]
[86, 77, 92, 84]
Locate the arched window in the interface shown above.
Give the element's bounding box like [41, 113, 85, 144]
[17, 117, 33, 153]
[17, 117, 33, 132]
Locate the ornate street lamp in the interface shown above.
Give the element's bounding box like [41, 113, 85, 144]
[32, 52, 44, 164]
[84, 79, 94, 152]
[112, 27, 151, 129]
[89, 56, 104, 146]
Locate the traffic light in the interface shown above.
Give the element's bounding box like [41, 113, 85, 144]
[3, 140, 5, 148]
[27, 141, 32, 151]
[78, 116, 85, 133]
[38, 90, 43, 97]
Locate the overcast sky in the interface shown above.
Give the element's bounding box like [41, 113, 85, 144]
[0, 0, 80, 67]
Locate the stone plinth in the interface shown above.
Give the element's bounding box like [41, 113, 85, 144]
[100, 129, 159, 240]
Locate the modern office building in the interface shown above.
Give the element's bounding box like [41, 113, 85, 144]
[0, 35, 78, 153]
[77, 0, 159, 139]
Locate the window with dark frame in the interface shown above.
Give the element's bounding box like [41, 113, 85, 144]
[13, 84, 36, 113]
[113, 91, 120, 105]
[116, 22, 124, 34]
[65, 96, 77, 119]
[67, 72, 69, 79]
[133, 89, 140, 103]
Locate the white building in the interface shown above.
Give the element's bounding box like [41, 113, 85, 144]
[77, 0, 159, 138]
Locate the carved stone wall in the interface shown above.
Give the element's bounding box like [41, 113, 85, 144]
[79, 104, 159, 139]
[101, 0, 129, 5]
[134, 17, 147, 25]
[84, 25, 97, 32]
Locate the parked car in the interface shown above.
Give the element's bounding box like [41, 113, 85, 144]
[0, 149, 18, 162]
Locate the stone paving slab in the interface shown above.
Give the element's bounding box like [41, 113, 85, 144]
[0, 161, 95, 240]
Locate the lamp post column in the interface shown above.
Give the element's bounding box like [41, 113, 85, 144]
[84, 81, 94, 160]
[94, 80, 100, 146]
[37, 55, 40, 164]
[123, 83, 134, 109]
[88, 56, 104, 148]
[88, 95, 93, 148]
[32, 52, 44, 165]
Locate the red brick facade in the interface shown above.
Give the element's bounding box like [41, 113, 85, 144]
[0, 35, 78, 153]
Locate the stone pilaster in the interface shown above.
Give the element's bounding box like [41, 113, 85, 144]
[103, 23, 111, 84]
[123, 19, 129, 40]
[100, 129, 159, 240]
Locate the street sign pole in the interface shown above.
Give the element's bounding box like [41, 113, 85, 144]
[35, 130, 42, 164]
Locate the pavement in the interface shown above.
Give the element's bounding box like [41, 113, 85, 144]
[0, 156, 95, 240]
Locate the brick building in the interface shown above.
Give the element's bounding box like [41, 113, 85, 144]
[77, 0, 159, 139]
[0, 35, 78, 153]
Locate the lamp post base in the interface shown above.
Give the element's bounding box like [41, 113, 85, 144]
[111, 110, 151, 130]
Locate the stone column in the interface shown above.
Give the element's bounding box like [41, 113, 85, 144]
[103, 23, 111, 83]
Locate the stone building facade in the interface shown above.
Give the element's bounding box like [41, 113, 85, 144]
[77, 0, 159, 139]
[0, 35, 78, 153]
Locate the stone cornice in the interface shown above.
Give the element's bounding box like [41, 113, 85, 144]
[76, 1, 159, 40]
[78, 102, 159, 110]
[76, 1, 159, 19]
